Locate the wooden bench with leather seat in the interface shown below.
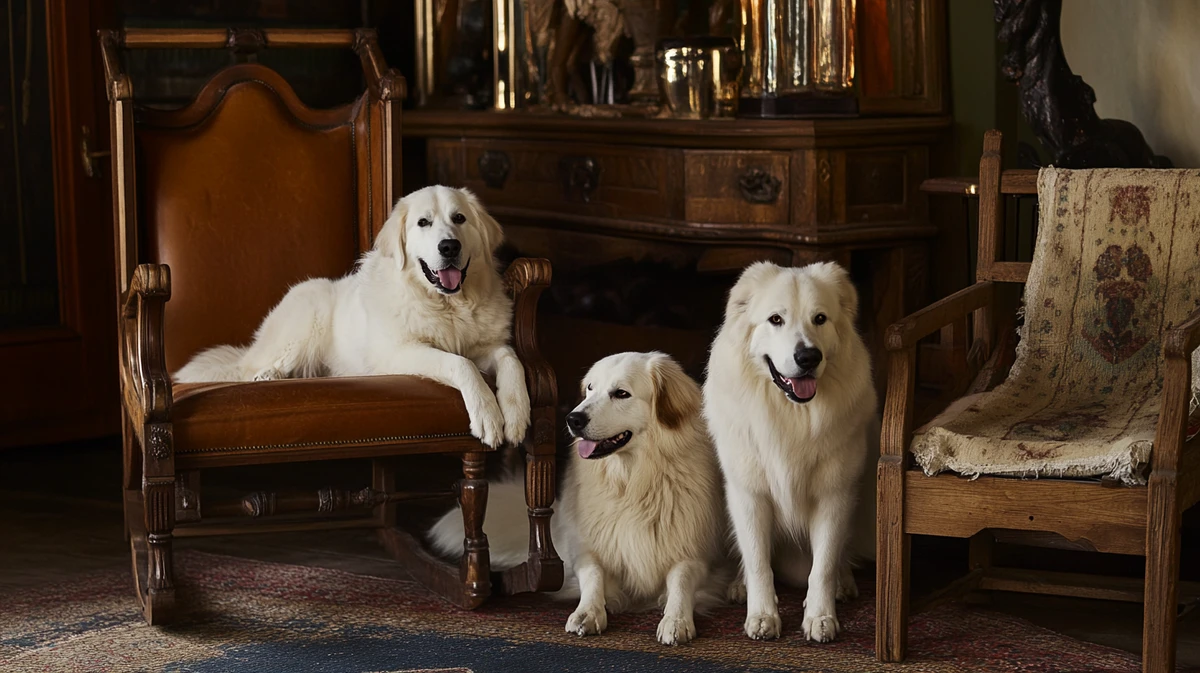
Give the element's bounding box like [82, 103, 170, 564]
[101, 27, 562, 625]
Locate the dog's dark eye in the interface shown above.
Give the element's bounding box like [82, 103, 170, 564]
[586, 383, 593, 391]
[610, 389, 631, 399]
[451, 213, 466, 225]
[813, 313, 827, 326]
[417, 218, 431, 228]
[768, 314, 784, 326]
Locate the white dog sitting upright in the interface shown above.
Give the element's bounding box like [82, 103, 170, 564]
[704, 261, 877, 644]
[430, 352, 728, 645]
[174, 185, 529, 449]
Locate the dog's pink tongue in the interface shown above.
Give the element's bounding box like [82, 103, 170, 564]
[790, 377, 817, 399]
[576, 439, 599, 459]
[437, 268, 462, 290]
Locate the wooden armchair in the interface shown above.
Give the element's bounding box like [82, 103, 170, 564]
[100, 28, 562, 625]
[877, 130, 1200, 673]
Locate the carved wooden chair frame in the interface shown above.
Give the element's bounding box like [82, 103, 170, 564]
[100, 27, 562, 625]
[876, 130, 1200, 673]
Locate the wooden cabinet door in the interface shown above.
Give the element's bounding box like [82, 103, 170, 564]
[857, 0, 948, 115]
[0, 0, 117, 447]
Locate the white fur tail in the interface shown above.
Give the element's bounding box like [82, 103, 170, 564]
[428, 478, 534, 571]
[428, 478, 580, 600]
[174, 345, 252, 383]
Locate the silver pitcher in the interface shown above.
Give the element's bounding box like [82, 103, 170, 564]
[656, 37, 742, 119]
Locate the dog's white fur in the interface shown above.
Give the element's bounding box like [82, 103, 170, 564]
[429, 352, 727, 645]
[704, 261, 877, 643]
[174, 185, 529, 449]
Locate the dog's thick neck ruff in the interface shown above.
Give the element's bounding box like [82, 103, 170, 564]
[419, 258, 470, 294]
[765, 355, 817, 404]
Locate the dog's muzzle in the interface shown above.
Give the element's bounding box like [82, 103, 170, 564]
[766, 355, 818, 404]
[419, 258, 470, 294]
[566, 411, 633, 459]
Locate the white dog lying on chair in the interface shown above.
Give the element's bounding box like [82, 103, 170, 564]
[175, 185, 529, 449]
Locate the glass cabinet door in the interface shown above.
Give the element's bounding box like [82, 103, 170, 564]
[1, 0, 57, 330]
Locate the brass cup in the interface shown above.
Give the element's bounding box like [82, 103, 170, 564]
[656, 37, 742, 119]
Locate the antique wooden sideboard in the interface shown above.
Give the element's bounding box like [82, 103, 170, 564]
[404, 111, 953, 402]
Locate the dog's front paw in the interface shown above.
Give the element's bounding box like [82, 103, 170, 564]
[466, 394, 505, 449]
[252, 367, 284, 381]
[566, 604, 607, 637]
[656, 614, 696, 646]
[802, 612, 840, 643]
[726, 577, 747, 604]
[743, 611, 781, 640]
[499, 386, 531, 446]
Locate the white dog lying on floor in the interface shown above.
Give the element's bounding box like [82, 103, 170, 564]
[704, 261, 877, 644]
[174, 185, 529, 449]
[430, 352, 729, 645]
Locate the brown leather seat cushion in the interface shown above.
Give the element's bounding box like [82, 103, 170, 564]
[172, 376, 474, 457]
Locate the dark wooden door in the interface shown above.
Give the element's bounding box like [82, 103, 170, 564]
[0, 0, 118, 447]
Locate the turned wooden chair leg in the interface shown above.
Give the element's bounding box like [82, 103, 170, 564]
[129, 421, 177, 625]
[459, 451, 491, 603]
[1143, 476, 1181, 673]
[877, 455, 910, 662]
[522, 446, 564, 590]
[493, 415, 564, 595]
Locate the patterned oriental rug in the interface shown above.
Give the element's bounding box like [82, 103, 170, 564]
[0, 551, 1145, 673]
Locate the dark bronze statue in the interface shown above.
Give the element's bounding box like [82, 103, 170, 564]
[995, 0, 1171, 168]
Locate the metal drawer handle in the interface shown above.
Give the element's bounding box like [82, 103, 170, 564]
[559, 155, 600, 202]
[738, 167, 782, 204]
[477, 150, 511, 189]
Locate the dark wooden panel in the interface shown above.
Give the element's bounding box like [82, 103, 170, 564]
[683, 150, 789, 226]
[847, 152, 906, 207]
[438, 139, 677, 221]
[843, 147, 926, 228]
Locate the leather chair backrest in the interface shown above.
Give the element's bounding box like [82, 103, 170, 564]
[134, 64, 383, 372]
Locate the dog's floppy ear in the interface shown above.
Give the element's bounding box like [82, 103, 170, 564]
[726, 261, 782, 320]
[376, 197, 409, 268]
[461, 188, 504, 255]
[812, 261, 858, 324]
[648, 352, 700, 430]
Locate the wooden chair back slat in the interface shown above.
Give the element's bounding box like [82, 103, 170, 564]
[976, 132, 1036, 284]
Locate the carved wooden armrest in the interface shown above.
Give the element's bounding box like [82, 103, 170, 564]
[498, 257, 563, 593]
[121, 264, 173, 432]
[503, 258, 556, 413]
[885, 281, 996, 351]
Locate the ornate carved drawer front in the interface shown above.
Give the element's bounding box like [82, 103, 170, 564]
[683, 151, 790, 226]
[431, 139, 676, 220]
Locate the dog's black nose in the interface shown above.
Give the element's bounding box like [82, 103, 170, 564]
[565, 411, 589, 434]
[794, 347, 823, 371]
[438, 239, 461, 259]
